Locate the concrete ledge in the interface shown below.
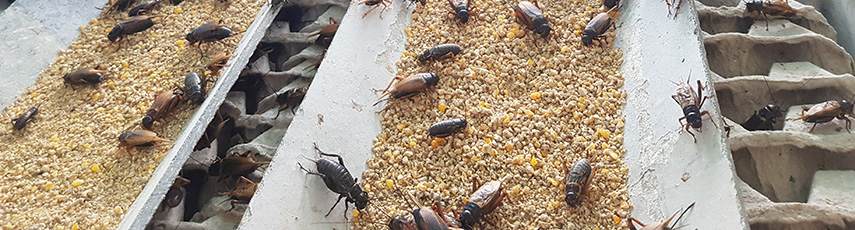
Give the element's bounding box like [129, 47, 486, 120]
[0, 0, 103, 110]
[616, 0, 748, 228]
[239, 0, 412, 228]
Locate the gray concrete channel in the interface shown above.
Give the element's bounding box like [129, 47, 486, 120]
[4, 0, 854, 229]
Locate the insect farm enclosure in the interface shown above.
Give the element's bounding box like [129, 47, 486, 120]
[5, 0, 854, 229]
[242, 0, 746, 229]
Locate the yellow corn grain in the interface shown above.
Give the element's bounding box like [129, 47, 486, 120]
[73, 224, 79, 230]
[505, 143, 514, 151]
[524, 109, 533, 116]
[353, 209, 359, 217]
[613, 215, 621, 224]
[503, 115, 511, 124]
[530, 92, 542, 100]
[44, 183, 53, 189]
[484, 138, 492, 144]
[597, 128, 611, 139]
[173, 8, 183, 14]
[531, 157, 537, 168]
[386, 179, 394, 188]
[579, 136, 586, 142]
[396, 124, 407, 131]
[91, 165, 100, 172]
[72, 179, 84, 187]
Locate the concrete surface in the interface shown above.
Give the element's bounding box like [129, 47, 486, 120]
[238, 0, 413, 228]
[615, 0, 748, 229]
[0, 0, 103, 110]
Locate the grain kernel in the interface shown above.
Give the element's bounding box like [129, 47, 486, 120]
[72, 179, 84, 187]
[44, 183, 53, 189]
[597, 128, 611, 139]
[530, 92, 541, 100]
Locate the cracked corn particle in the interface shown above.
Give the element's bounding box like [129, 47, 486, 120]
[92, 93, 100, 100]
[602, 143, 609, 149]
[438, 104, 447, 112]
[549, 178, 559, 186]
[606, 149, 620, 160]
[597, 128, 611, 139]
[499, 15, 505, 19]
[353, 209, 360, 217]
[122, 61, 129, 68]
[50, 135, 59, 142]
[91, 165, 100, 172]
[108, 81, 115, 86]
[531, 157, 537, 168]
[503, 115, 511, 124]
[613, 215, 621, 224]
[431, 139, 441, 148]
[97, 108, 105, 113]
[386, 179, 394, 188]
[173, 8, 183, 14]
[73, 224, 79, 230]
[505, 143, 513, 151]
[121, 73, 128, 79]
[579, 136, 586, 142]
[530, 92, 541, 100]
[72, 179, 84, 187]
[588, 144, 597, 150]
[44, 183, 53, 189]
[484, 138, 491, 144]
[524, 110, 534, 116]
[396, 124, 407, 131]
